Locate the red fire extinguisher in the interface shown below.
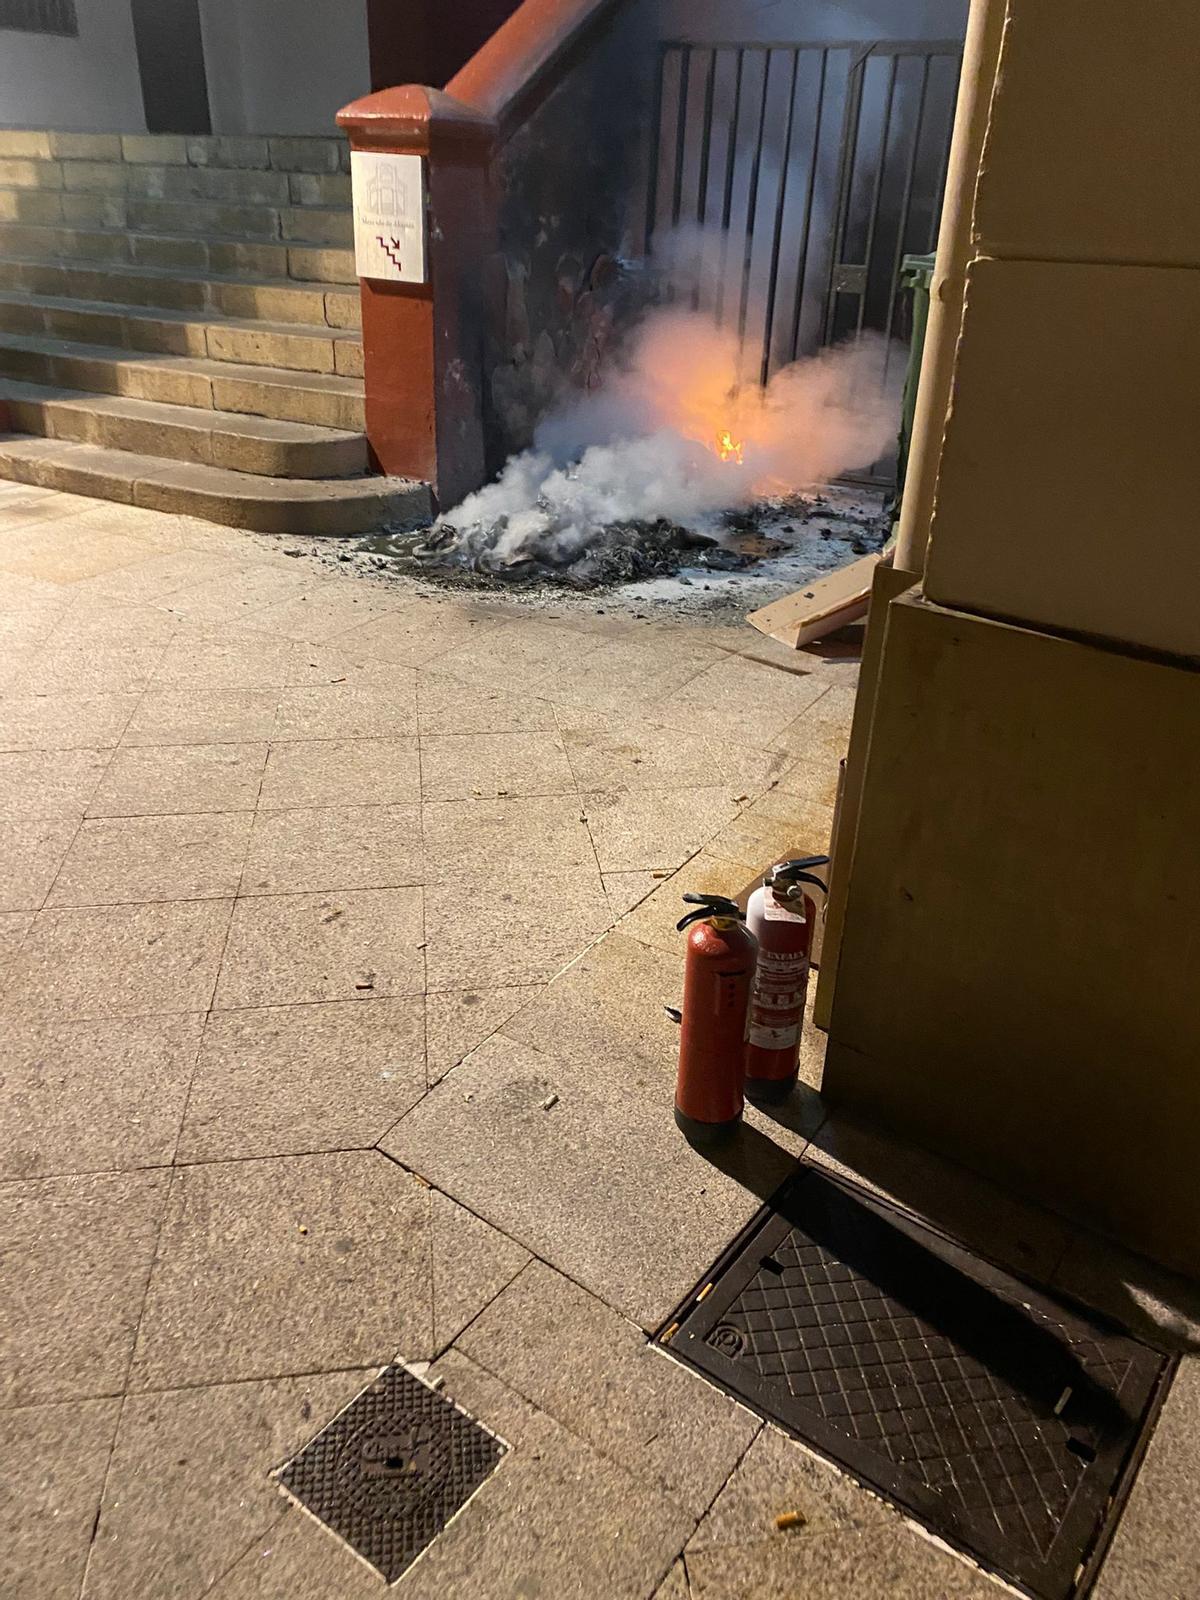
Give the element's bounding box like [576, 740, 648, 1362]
[674, 893, 758, 1145]
[744, 856, 828, 1104]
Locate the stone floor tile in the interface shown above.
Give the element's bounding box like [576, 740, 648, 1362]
[583, 785, 743, 873]
[46, 597, 180, 649]
[653, 1561, 690, 1600]
[0, 747, 108, 818]
[0, 1169, 167, 1405]
[0, 646, 36, 692]
[0, 911, 33, 987]
[1093, 1358, 1200, 1599]
[6, 899, 232, 1021]
[1051, 1232, 1200, 1352]
[12, 641, 167, 697]
[82, 1369, 372, 1600]
[121, 687, 279, 747]
[704, 789, 834, 872]
[129, 1152, 432, 1389]
[547, 635, 724, 726]
[425, 986, 538, 1086]
[652, 655, 830, 748]
[773, 756, 841, 807]
[421, 730, 577, 802]
[686, 1424, 888, 1551]
[422, 793, 595, 880]
[0, 1013, 202, 1180]
[423, 872, 611, 990]
[458, 1260, 759, 1516]
[0, 1398, 121, 1600]
[334, 602, 505, 669]
[47, 812, 251, 906]
[164, 565, 313, 629]
[417, 671, 559, 736]
[806, 1116, 1073, 1283]
[178, 998, 425, 1161]
[430, 1187, 530, 1350]
[257, 736, 420, 809]
[242, 586, 400, 643]
[0, 524, 155, 584]
[565, 721, 730, 792]
[284, 640, 404, 690]
[241, 803, 423, 895]
[0, 691, 139, 751]
[152, 632, 298, 690]
[88, 742, 267, 816]
[273, 681, 417, 741]
[0, 815, 78, 911]
[383, 1032, 811, 1329]
[619, 852, 758, 955]
[603, 869, 661, 918]
[0, 600, 66, 653]
[214, 887, 424, 1008]
[429, 620, 610, 694]
[684, 1522, 1003, 1599]
[73, 547, 231, 605]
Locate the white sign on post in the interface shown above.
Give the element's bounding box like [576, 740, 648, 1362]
[350, 150, 427, 284]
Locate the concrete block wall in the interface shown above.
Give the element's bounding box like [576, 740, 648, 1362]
[923, 2, 1200, 660]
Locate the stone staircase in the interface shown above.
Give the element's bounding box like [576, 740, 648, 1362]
[0, 130, 430, 534]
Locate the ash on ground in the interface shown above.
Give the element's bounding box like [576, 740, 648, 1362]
[341, 483, 888, 624]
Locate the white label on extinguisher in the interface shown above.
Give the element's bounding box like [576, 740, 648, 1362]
[748, 949, 808, 1048]
[763, 895, 808, 923]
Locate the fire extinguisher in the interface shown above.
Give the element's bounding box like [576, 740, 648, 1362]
[744, 856, 829, 1104]
[674, 893, 758, 1145]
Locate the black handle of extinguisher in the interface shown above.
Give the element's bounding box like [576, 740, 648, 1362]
[677, 892, 745, 932]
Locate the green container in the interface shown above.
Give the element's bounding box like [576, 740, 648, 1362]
[894, 252, 936, 516]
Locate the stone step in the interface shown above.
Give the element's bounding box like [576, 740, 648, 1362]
[0, 436, 428, 535]
[0, 292, 362, 377]
[0, 333, 365, 431]
[0, 219, 355, 284]
[0, 188, 353, 246]
[0, 130, 348, 174]
[0, 378, 367, 479]
[0, 256, 360, 329]
[0, 155, 352, 209]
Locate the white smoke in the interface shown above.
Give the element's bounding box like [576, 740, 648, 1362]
[437, 308, 900, 567]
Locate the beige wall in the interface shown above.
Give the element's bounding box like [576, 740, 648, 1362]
[922, 2, 1200, 658]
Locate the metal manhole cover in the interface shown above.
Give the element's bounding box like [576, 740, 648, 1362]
[662, 1165, 1172, 1600]
[277, 1364, 506, 1583]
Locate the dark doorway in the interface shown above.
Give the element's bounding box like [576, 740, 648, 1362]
[130, 0, 211, 135]
[367, 0, 522, 90]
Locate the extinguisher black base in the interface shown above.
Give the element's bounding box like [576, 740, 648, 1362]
[674, 1104, 741, 1146]
[743, 1072, 798, 1105]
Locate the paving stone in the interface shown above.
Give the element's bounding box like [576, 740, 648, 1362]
[0, 524, 156, 584]
[11, 641, 167, 696]
[619, 852, 757, 956]
[424, 985, 537, 1086]
[652, 655, 831, 747]
[0, 1169, 167, 1405]
[0, 1398, 121, 1600]
[0, 691, 139, 750]
[5, 898, 232, 1020]
[129, 1152, 432, 1389]
[0, 1013, 202, 1180]
[177, 999, 425, 1161]
[243, 588, 400, 644]
[806, 1115, 1073, 1283]
[420, 730, 577, 801]
[423, 872, 611, 990]
[0, 910, 32, 989]
[430, 1186, 530, 1350]
[272, 682, 416, 740]
[1093, 1359, 1200, 1599]
[257, 736, 420, 809]
[210, 1351, 693, 1600]
[422, 794, 596, 880]
[383, 1033, 810, 1329]
[152, 632, 298, 689]
[0, 815, 77, 910]
[428, 619, 609, 696]
[121, 687, 279, 746]
[82, 1369, 371, 1600]
[88, 742, 267, 815]
[603, 869, 661, 918]
[458, 1260, 759, 1515]
[0, 746, 108, 818]
[417, 671, 559, 736]
[335, 603, 507, 669]
[241, 803, 423, 895]
[704, 789, 834, 872]
[653, 1562, 691, 1600]
[1051, 1232, 1200, 1353]
[547, 634, 724, 726]
[214, 886, 424, 1008]
[47, 811, 251, 905]
[684, 1520, 1003, 1599]
[565, 721, 734, 792]
[583, 785, 743, 872]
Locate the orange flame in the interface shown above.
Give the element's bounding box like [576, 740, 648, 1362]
[715, 428, 745, 464]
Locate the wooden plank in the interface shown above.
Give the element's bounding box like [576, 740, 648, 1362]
[747, 552, 884, 648]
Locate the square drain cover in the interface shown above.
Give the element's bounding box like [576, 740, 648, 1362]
[277, 1363, 505, 1583]
[663, 1165, 1170, 1600]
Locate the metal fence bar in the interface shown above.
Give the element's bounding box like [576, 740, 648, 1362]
[643, 44, 668, 253]
[857, 50, 899, 335]
[881, 53, 932, 382]
[670, 45, 692, 227]
[822, 46, 868, 345]
[736, 49, 775, 352]
[760, 48, 802, 385]
[787, 46, 829, 364]
[712, 47, 745, 325]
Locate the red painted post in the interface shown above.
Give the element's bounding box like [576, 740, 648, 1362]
[336, 86, 496, 511]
